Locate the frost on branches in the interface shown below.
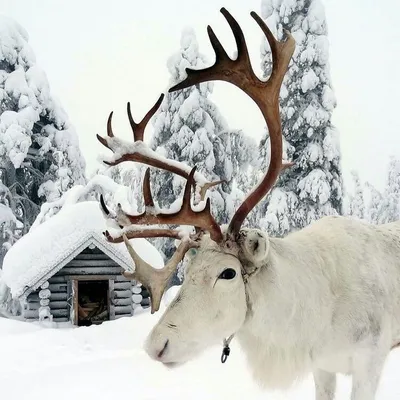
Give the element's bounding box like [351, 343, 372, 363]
[348, 170, 365, 220]
[150, 28, 256, 261]
[0, 16, 86, 262]
[346, 157, 400, 225]
[257, 0, 343, 236]
[365, 182, 382, 225]
[376, 156, 400, 224]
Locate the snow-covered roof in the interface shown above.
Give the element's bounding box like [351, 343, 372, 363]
[1, 201, 163, 298]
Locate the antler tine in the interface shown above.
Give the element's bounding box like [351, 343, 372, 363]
[107, 112, 114, 137]
[97, 97, 205, 181]
[199, 180, 225, 202]
[169, 8, 295, 238]
[122, 235, 196, 313]
[251, 12, 294, 96]
[170, 8, 256, 97]
[103, 228, 183, 243]
[143, 168, 155, 208]
[181, 165, 195, 211]
[127, 94, 164, 142]
[221, 8, 251, 64]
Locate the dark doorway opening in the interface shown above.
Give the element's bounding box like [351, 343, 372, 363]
[77, 280, 109, 326]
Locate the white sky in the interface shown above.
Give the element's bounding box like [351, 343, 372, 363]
[1, 0, 399, 192]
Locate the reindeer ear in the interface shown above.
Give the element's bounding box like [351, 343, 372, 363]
[238, 228, 270, 263]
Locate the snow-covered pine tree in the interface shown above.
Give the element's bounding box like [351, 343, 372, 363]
[365, 181, 382, 225]
[0, 182, 21, 257]
[348, 170, 365, 220]
[256, 0, 343, 236]
[150, 27, 256, 260]
[377, 156, 400, 224]
[0, 16, 86, 259]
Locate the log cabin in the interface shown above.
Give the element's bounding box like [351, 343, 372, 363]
[0, 201, 163, 325]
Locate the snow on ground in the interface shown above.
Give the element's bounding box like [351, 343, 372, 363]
[1, 312, 400, 399]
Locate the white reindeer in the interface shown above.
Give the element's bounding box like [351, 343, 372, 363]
[97, 8, 400, 400]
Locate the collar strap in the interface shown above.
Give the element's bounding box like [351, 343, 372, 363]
[221, 334, 235, 363]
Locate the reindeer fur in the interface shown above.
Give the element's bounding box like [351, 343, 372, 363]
[146, 215, 400, 400]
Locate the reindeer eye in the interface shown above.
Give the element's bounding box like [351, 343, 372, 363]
[219, 268, 237, 280]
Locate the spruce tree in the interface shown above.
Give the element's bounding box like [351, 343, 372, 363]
[0, 16, 86, 262]
[377, 156, 400, 224]
[256, 0, 343, 236]
[348, 170, 365, 220]
[365, 182, 382, 225]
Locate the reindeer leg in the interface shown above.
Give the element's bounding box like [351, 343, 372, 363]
[350, 345, 388, 400]
[314, 369, 336, 400]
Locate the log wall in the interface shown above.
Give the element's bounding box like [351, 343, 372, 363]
[24, 245, 150, 323]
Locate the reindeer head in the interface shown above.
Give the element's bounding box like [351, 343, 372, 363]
[97, 8, 294, 366]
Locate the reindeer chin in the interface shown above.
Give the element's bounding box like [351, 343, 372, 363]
[162, 361, 184, 369]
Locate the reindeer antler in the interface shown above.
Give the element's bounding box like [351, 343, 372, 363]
[97, 94, 200, 181]
[97, 91, 225, 313]
[101, 167, 223, 243]
[100, 166, 222, 314]
[122, 235, 197, 313]
[169, 7, 295, 238]
[101, 168, 221, 313]
[97, 94, 224, 198]
[97, 8, 294, 314]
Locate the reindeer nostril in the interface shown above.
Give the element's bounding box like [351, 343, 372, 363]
[157, 339, 169, 359]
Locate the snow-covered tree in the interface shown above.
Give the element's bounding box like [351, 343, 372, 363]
[377, 156, 400, 224]
[256, 0, 343, 236]
[348, 170, 365, 220]
[365, 181, 382, 225]
[0, 16, 86, 260]
[150, 28, 256, 260]
[0, 182, 21, 265]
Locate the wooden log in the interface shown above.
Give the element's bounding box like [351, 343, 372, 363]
[50, 292, 68, 301]
[65, 259, 121, 268]
[113, 297, 131, 306]
[23, 309, 39, 318]
[53, 317, 69, 323]
[67, 275, 117, 281]
[51, 309, 69, 318]
[26, 305, 66, 317]
[49, 283, 67, 293]
[114, 289, 131, 298]
[39, 289, 51, 299]
[115, 275, 131, 282]
[115, 305, 133, 315]
[40, 299, 50, 307]
[49, 301, 68, 310]
[49, 276, 66, 283]
[131, 286, 142, 294]
[132, 294, 143, 304]
[73, 253, 110, 261]
[58, 267, 122, 276]
[114, 282, 132, 290]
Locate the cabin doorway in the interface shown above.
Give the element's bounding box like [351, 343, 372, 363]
[77, 280, 109, 326]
